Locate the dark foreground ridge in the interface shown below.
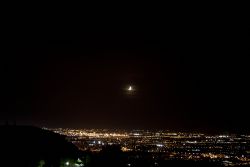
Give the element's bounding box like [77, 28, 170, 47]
[0, 125, 230, 167]
[0, 126, 228, 167]
[0, 125, 80, 166]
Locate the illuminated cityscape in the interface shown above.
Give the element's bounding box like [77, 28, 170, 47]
[47, 128, 250, 166]
[2, 12, 248, 166]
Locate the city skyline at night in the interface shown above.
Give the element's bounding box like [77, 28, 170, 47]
[0, 10, 249, 166]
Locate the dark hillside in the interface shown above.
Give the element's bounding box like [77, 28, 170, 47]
[0, 125, 80, 166]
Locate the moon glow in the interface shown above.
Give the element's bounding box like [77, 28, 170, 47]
[128, 86, 133, 91]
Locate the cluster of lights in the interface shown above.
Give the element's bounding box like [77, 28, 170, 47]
[48, 128, 250, 166]
[53, 129, 128, 138]
[65, 158, 84, 167]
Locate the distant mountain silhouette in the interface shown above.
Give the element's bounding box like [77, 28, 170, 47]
[0, 125, 80, 167]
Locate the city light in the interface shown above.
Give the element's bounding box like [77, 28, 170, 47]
[47, 128, 250, 166]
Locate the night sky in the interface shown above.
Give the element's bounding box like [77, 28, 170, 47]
[1, 15, 249, 133]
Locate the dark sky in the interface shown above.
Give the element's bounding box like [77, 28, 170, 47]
[1, 14, 249, 133]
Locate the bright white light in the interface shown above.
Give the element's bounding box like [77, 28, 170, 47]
[65, 161, 69, 166]
[133, 133, 140, 136]
[128, 86, 133, 91]
[156, 144, 163, 147]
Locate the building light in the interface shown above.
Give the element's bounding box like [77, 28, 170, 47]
[133, 133, 140, 136]
[156, 144, 163, 147]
